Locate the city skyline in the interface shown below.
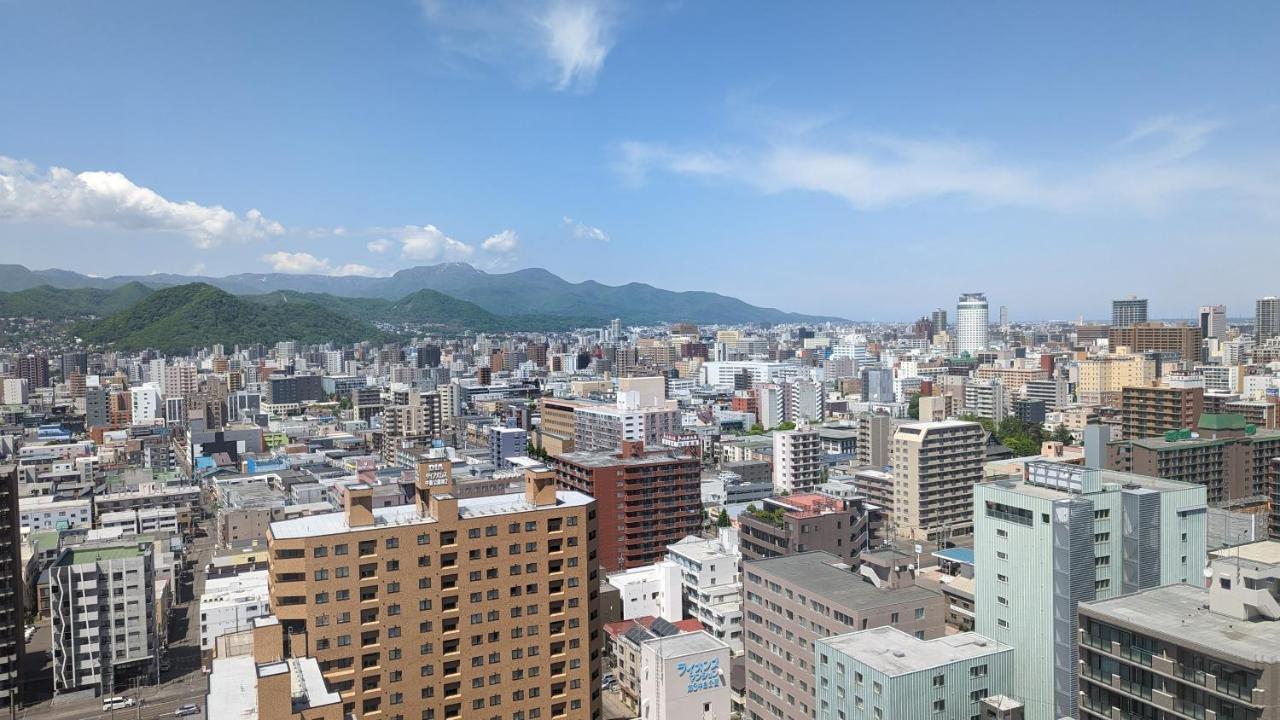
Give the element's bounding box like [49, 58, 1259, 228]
[3, 2, 1280, 318]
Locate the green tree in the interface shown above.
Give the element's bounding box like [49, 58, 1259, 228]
[907, 394, 920, 420]
[775, 420, 796, 431]
[745, 424, 766, 435]
[1051, 424, 1074, 445]
[715, 509, 731, 528]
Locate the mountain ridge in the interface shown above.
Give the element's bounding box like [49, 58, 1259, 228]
[0, 263, 842, 324]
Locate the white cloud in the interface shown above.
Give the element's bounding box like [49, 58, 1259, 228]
[398, 225, 475, 260]
[261, 251, 383, 277]
[563, 216, 609, 242]
[367, 238, 393, 254]
[617, 116, 1280, 215]
[419, 0, 619, 92]
[0, 155, 284, 247]
[481, 229, 519, 253]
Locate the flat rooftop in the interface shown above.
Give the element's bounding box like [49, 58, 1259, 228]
[207, 655, 258, 720]
[821, 627, 1011, 676]
[1080, 583, 1280, 663]
[1210, 540, 1280, 566]
[644, 630, 728, 658]
[555, 449, 695, 469]
[746, 552, 941, 612]
[269, 491, 594, 539]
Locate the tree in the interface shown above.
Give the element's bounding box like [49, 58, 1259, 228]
[907, 393, 920, 420]
[745, 424, 766, 435]
[715, 509, 731, 528]
[1051, 424, 1074, 445]
[775, 421, 796, 431]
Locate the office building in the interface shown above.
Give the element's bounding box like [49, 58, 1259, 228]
[0, 466, 22, 711]
[742, 552, 945, 720]
[889, 420, 986, 542]
[931, 308, 948, 335]
[1199, 304, 1228, 340]
[639, 632, 732, 720]
[1111, 296, 1148, 327]
[1120, 381, 1204, 439]
[974, 461, 1207, 720]
[861, 367, 895, 404]
[1108, 412, 1280, 505]
[552, 441, 701, 572]
[737, 493, 879, 565]
[1076, 353, 1156, 406]
[1107, 323, 1202, 363]
[51, 540, 158, 695]
[772, 427, 823, 493]
[814, 627, 1016, 720]
[1259, 296, 1280, 344]
[199, 570, 271, 651]
[266, 463, 600, 720]
[956, 293, 989, 355]
[855, 414, 903, 469]
[1079, 542, 1280, 720]
[15, 354, 49, 389]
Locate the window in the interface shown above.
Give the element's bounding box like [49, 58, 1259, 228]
[932, 674, 944, 687]
[996, 619, 1009, 628]
[932, 699, 945, 713]
[969, 664, 987, 678]
[914, 608, 925, 620]
[1095, 579, 1111, 592]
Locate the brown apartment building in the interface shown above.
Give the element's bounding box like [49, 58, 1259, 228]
[737, 492, 881, 565]
[743, 552, 945, 720]
[1108, 323, 1202, 363]
[551, 441, 700, 572]
[266, 457, 602, 720]
[1121, 382, 1204, 439]
[538, 397, 586, 455]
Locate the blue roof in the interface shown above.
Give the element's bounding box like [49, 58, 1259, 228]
[933, 547, 975, 565]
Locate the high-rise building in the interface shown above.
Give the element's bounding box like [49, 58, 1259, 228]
[1120, 381, 1204, 440]
[771, 427, 822, 493]
[266, 463, 600, 720]
[0, 466, 23, 712]
[974, 461, 1207, 720]
[999, 304, 1009, 331]
[15, 354, 49, 389]
[1258, 296, 1280, 344]
[486, 425, 528, 469]
[956, 293, 989, 355]
[51, 539, 158, 695]
[1199, 304, 1228, 340]
[931, 308, 949, 335]
[737, 493, 880, 565]
[1111, 296, 1149, 328]
[1107, 323, 1202, 362]
[861, 366, 895, 404]
[889, 420, 985, 542]
[1078, 543, 1280, 720]
[552, 441, 701, 572]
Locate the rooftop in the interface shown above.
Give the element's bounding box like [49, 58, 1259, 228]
[554, 449, 697, 469]
[820, 627, 1011, 676]
[746, 552, 941, 612]
[269, 491, 594, 539]
[1210, 540, 1280, 566]
[207, 655, 258, 720]
[1080, 583, 1280, 663]
[643, 630, 729, 658]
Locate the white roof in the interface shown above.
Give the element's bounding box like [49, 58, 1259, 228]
[207, 655, 259, 720]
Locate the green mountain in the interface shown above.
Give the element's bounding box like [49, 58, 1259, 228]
[0, 282, 154, 319]
[76, 283, 384, 352]
[246, 289, 602, 332]
[2, 262, 841, 324]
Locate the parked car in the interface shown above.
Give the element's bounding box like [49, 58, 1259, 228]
[103, 697, 136, 710]
[175, 704, 200, 717]
[23, 627, 34, 643]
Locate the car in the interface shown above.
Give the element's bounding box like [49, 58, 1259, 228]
[175, 704, 200, 717]
[23, 627, 34, 643]
[102, 696, 136, 710]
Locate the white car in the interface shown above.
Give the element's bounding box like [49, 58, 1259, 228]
[23, 627, 34, 643]
[103, 696, 137, 710]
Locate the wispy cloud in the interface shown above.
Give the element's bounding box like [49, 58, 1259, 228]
[366, 238, 393, 254]
[563, 215, 609, 241]
[0, 155, 284, 247]
[481, 229, 519, 253]
[617, 115, 1280, 215]
[419, 0, 620, 92]
[261, 251, 385, 277]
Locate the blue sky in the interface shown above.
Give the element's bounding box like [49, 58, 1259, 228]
[1, 1, 1278, 320]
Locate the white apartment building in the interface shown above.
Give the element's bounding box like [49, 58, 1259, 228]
[640, 632, 732, 720]
[129, 383, 163, 425]
[956, 292, 989, 355]
[667, 530, 744, 653]
[606, 562, 683, 623]
[771, 427, 822, 493]
[18, 496, 92, 532]
[199, 570, 271, 651]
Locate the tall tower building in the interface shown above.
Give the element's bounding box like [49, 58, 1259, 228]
[956, 293, 989, 355]
[999, 304, 1009, 331]
[1198, 304, 1227, 340]
[1257, 296, 1280, 343]
[930, 308, 948, 334]
[1111, 296, 1148, 327]
[889, 420, 985, 542]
